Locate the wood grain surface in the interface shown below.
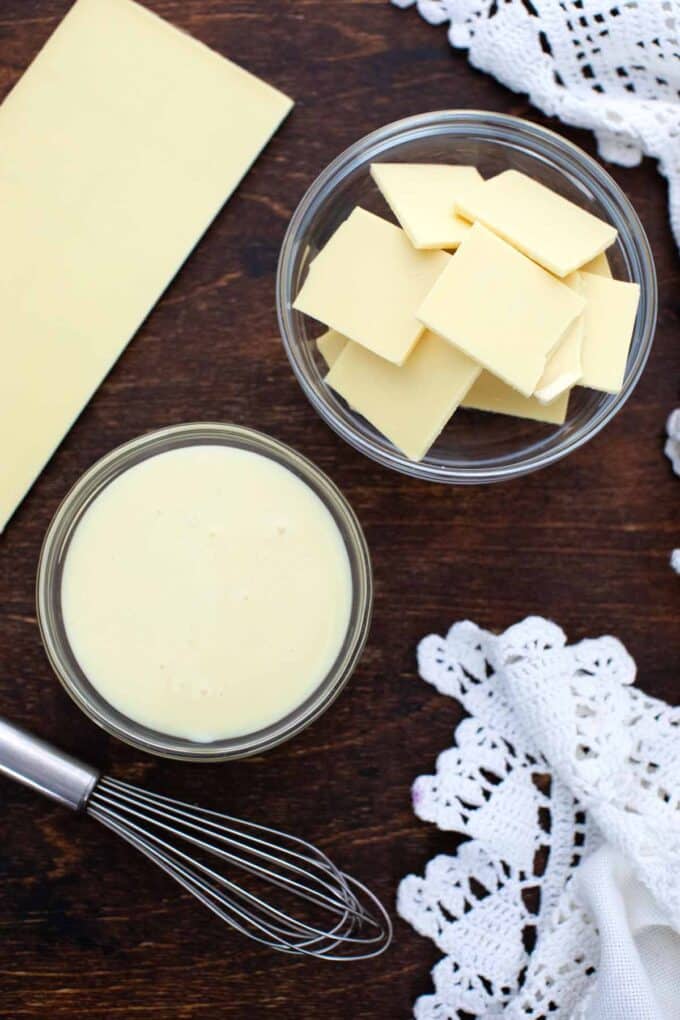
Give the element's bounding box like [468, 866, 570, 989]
[0, 2, 678, 1017]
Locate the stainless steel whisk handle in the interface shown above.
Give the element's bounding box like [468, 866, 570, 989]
[0, 717, 99, 811]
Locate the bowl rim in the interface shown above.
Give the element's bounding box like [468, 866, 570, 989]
[36, 422, 373, 761]
[276, 109, 658, 484]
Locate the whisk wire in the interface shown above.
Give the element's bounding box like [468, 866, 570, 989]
[93, 808, 315, 953]
[102, 777, 340, 868]
[91, 799, 369, 947]
[90, 784, 368, 925]
[94, 808, 378, 958]
[88, 778, 392, 960]
[100, 779, 349, 880]
[99, 780, 379, 924]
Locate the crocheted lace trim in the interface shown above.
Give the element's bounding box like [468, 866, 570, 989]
[393, 0, 680, 250]
[398, 616, 680, 1018]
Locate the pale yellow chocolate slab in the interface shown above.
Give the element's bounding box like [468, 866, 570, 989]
[581, 251, 613, 278]
[370, 163, 483, 249]
[417, 223, 584, 397]
[534, 272, 584, 404]
[457, 170, 618, 277]
[325, 331, 481, 461]
[578, 272, 640, 393]
[0, 0, 292, 533]
[463, 372, 570, 425]
[294, 208, 450, 366]
[316, 330, 347, 369]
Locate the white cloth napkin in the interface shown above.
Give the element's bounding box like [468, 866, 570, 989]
[576, 846, 680, 1020]
[399, 617, 680, 1019]
[393, 0, 680, 252]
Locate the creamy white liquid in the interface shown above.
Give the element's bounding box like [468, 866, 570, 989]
[61, 445, 353, 742]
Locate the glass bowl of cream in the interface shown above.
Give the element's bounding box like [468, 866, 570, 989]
[37, 423, 372, 761]
[276, 110, 657, 483]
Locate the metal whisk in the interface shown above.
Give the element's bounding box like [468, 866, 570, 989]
[0, 718, 392, 960]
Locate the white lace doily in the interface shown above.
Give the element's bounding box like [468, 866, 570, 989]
[392, 0, 680, 251]
[399, 617, 680, 1018]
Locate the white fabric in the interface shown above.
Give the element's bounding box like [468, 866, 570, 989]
[398, 616, 680, 1019]
[666, 409, 680, 477]
[392, 0, 680, 251]
[664, 410, 679, 573]
[575, 846, 680, 1020]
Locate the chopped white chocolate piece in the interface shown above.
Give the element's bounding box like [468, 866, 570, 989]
[0, 0, 292, 533]
[370, 163, 483, 249]
[325, 331, 481, 461]
[581, 251, 613, 278]
[578, 272, 640, 393]
[316, 330, 347, 369]
[534, 272, 584, 404]
[457, 170, 618, 277]
[463, 372, 570, 425]
[294, 207, 450, 365]
[417, 223, 584, 397]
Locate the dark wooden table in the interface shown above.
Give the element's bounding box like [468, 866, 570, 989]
[1, 2, 678, 1017]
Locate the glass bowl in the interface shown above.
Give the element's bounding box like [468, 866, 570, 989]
[276, 110, 657, 483]
[36, 423, 373, 761]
